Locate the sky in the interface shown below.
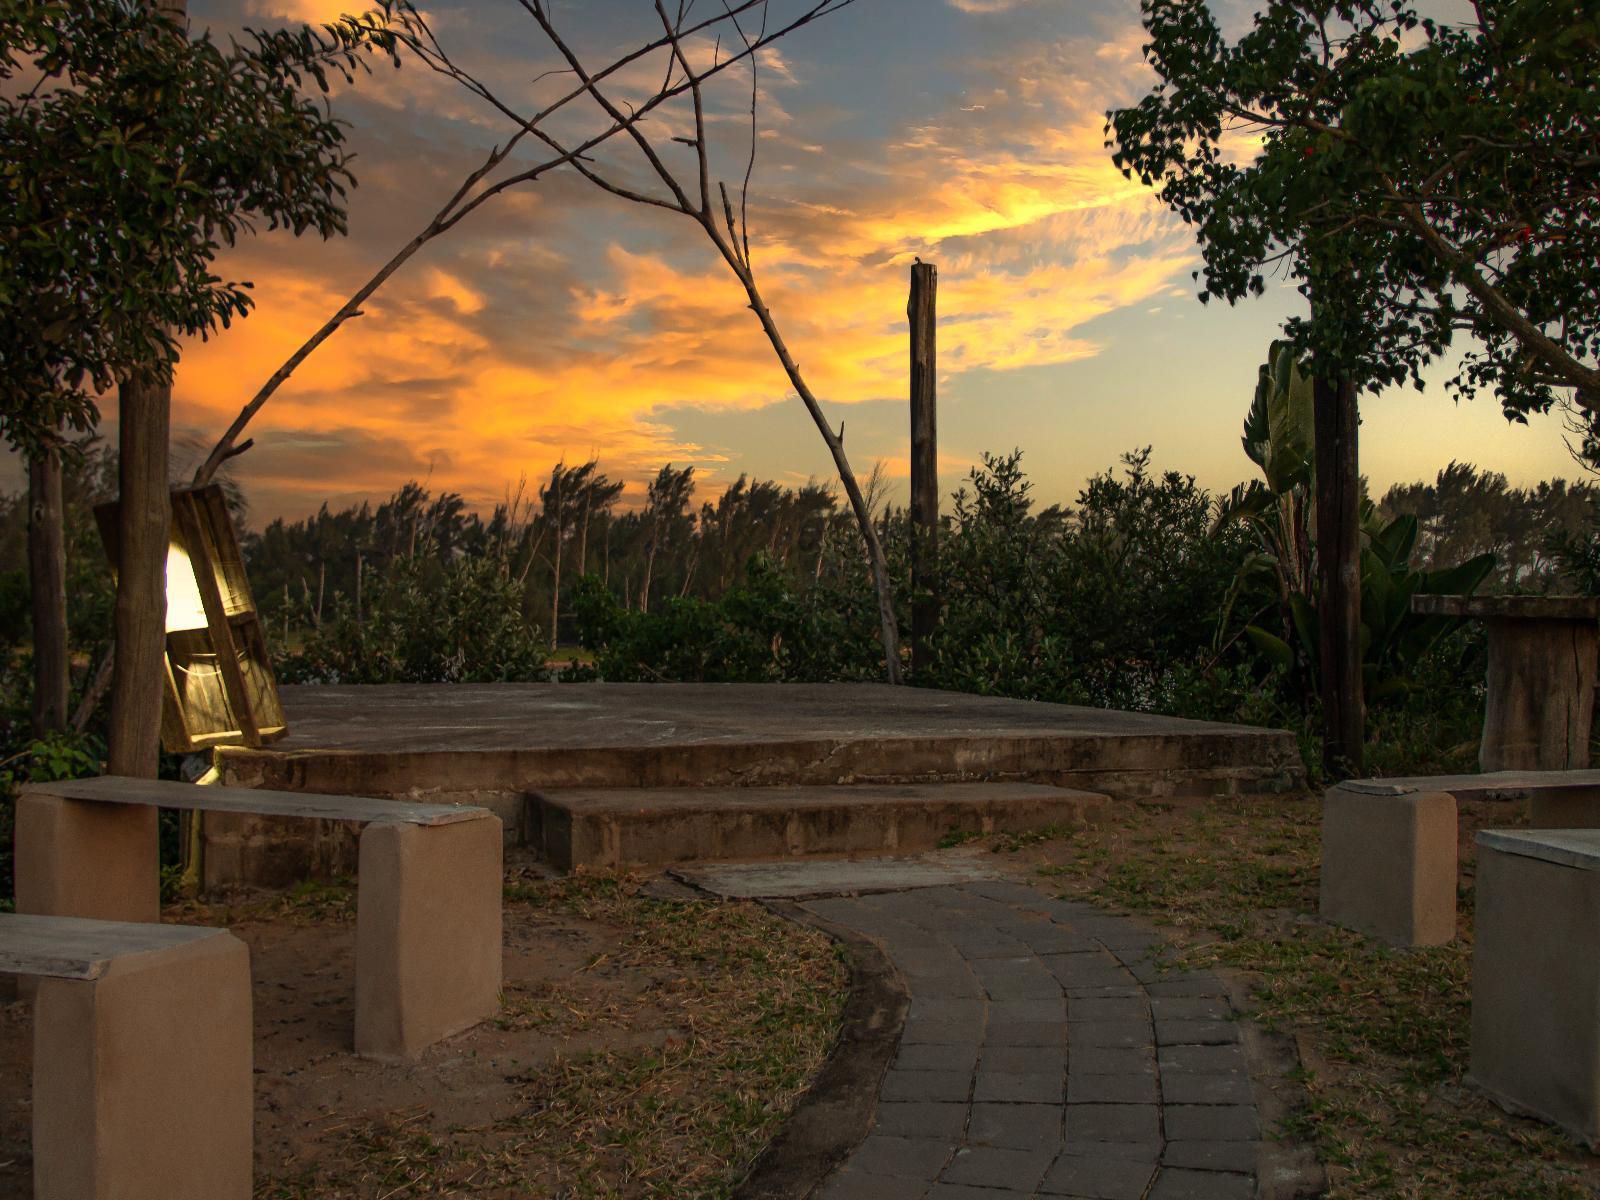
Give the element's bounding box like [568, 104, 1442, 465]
[13, 0, 1586, 523]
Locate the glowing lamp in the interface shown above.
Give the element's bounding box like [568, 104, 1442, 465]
[97, 484, 287, 753]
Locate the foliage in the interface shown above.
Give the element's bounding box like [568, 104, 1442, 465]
[924, 448, 1258, 714]
[279, 553, 550, 685]
[1108, 0, 1600, 415]
[1382, 461, 1599, 590]
[569, 553, 883, 683]
[0, 728, 105, 910]
[0, 0, 409, 455]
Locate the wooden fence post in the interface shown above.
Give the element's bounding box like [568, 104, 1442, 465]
[909, 261, 939, 678]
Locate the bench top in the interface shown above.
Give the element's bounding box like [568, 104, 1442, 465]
[1338, 769, 1600, 799]
[1411, 594, 1600, 621]
[21, 775, 490, 827]
[0, 914, 233, 981]
[1477, 828, 1600, 872]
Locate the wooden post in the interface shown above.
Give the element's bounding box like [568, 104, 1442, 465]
[1314, 371, 1364, 778]
[908, 261, 939, 678]
[28, 448, 68, 735]
[108, 375, 171, 779]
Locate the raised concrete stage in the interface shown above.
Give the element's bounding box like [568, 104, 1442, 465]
[208, 682, 1302, 877]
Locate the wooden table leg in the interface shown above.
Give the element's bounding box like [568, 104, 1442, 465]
[1481, 617, 1598, 771]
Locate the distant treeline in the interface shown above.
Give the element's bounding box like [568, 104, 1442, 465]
[236, 455, 1600, 646]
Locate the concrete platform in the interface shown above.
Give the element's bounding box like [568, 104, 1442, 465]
[533, 782, 1107, 870]
[205, 683, 1301, 881]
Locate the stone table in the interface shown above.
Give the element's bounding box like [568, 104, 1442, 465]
[1411, 594, 1600, 771]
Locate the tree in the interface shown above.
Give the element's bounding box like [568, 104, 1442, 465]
[311, 1, 901, 681]
[1, 0, 403, 770]
[1107, 0, 1600, 417]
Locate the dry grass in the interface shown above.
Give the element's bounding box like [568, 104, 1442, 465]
[255, 871, 847, 1200]
[995, 795, 1600, 1200]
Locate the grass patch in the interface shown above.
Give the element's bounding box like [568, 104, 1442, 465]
[258, 870, 847, 1199]
[1028, 796, 1598, 1199]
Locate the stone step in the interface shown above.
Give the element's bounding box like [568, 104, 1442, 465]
[530, 782, 1109, 871]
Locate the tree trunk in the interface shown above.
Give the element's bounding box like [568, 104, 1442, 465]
[108, 374, 171, 778]
[28, 448, 69, 736]
[1314, 372, 1363, 778]
[550, 517, 564, 651]
[908, 261, 939, 679]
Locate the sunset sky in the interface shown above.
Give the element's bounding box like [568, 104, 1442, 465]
[16, 0, 1586, 523]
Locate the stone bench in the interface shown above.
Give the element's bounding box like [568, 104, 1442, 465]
[1471, 828, 1600, 1148]
[1319, 769, 1600, 946]
[14, 775, 503, 1059]
[0, 914, 251, 1199]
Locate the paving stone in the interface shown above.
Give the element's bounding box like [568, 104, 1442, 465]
[911, 997, 986, 1022]
[941, 1144, 1056, 1190]
[978, 972, 1065, 1001]
[985, 1018, 1066, 1047]
[1148, 996, 1231, 1021]
[1147, 1167, 1255, 1199]
[1048, 961, 1138, 990]
[849, 1134, 958, 1180]
[1065, 985, 1145, 1001]
[1015, 926, 1098, 955]
[1144, 975, 1226, 998]
[874, 1101, 971, 1141]
[1156, 1019, 1241, 1046]
[926, 1185, 1032, 1200]
[973, 1071, 1064, 1104]
[1158, 1044, 1248, 1074]
[899, 1042, 981, 1073]
[1121, 955, 1174, 984]
[880, 1069, 974, 1103]
[1095, 926, 1166, 951]
[1066, 1071, 1161, 1105]
[1162, 1140, 1259, 1173]
[965, 880, 1050, 905]
[981, 1044, 1067, 1074]
[1065, 1103, 1161, 1143]
[947, 935, 1031, 959]
[1061, 1138, 1163, 1163]
[1069, 1045, 1156, 1076]
[1066, 996, 1148, 1022]
[814, 1166, 931, 1200]
[1162, 1105, 1259, 1142]
[1040, 1152, 1158, 1199]
[989, 997, 1066, 1024]
[1067, 1020, 1153, 1049]
[904, 1013, 987, 1045]
[1159, 1071, 1255, 1106]
[968, 1101, 1064, 1150]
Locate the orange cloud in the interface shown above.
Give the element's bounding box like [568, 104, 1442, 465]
[172, 7, 1198, 521]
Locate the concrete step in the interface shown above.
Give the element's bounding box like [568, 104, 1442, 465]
[530, 782, 1109, 871]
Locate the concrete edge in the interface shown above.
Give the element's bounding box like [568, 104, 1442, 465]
[732, 900, 910, 1200]
[1220, 970, 1330, 1200]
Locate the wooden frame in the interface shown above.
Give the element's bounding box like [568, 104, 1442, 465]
[97, 485, 287, 753]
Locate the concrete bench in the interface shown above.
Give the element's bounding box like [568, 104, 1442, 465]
[0, 914, 251, 1199]
[14, 775, 503, 1059]
[1320, 770, 1600, 947]
[1471, 828, 1600, 1148]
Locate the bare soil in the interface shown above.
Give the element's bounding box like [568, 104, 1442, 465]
[0, 857, 845, 1199]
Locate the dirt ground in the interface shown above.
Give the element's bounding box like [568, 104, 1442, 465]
[0, 856, 844, 1199]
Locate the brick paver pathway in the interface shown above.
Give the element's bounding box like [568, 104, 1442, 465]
[803, 879, 1260, 1200]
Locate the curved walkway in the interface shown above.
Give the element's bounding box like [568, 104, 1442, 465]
[800, 878, 1260, 1200]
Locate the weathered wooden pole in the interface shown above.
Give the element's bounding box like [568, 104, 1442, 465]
[28, 447, 68, 735]
[108, 0, 184, 779]
[908, 260, 939, 678]
[1314, 371, 1364, 778]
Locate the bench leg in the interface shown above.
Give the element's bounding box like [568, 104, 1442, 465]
[33, 933, 252, 1200]
[355, 815, 503, 1060]
[15, 793, 159, 923]
[1320, 787, 1458, 946]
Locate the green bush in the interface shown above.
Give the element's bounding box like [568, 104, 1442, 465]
[1, 729, 106, 910]
[280, 553, 549, 684]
